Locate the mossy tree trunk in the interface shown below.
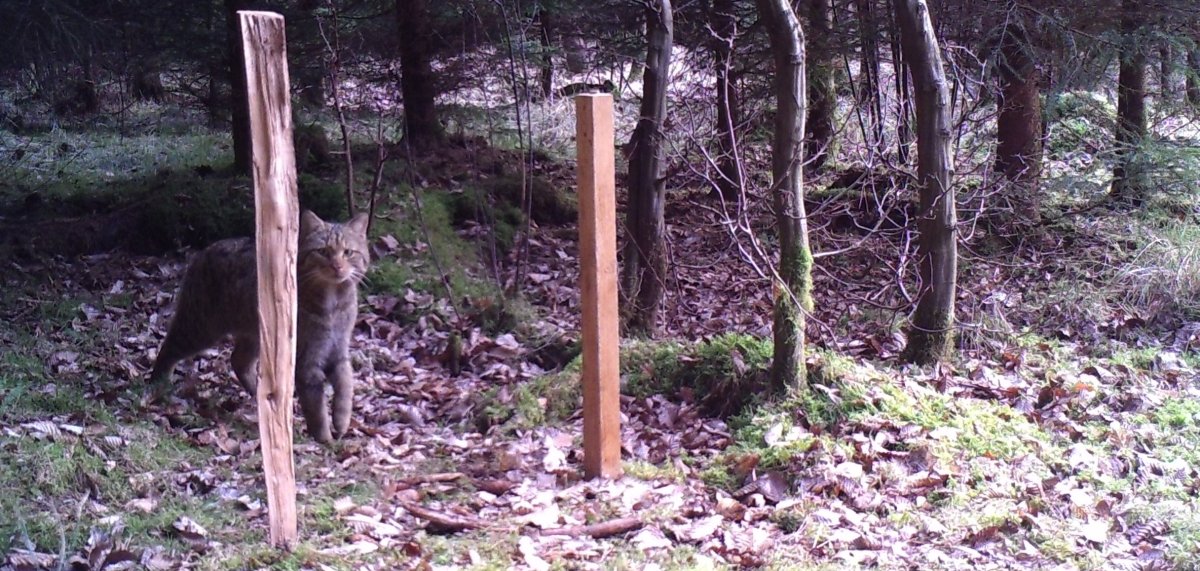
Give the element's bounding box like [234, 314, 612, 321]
[224, 0, 253, 175]
[711, 0, 742, 201]
[622, 0, 672, 337]
[804, 0, 835, 173]
[1112, 0, 1148, 205]
[894, 0, 957, 365]
[756, 0, 812, 392]
[993, 12, 1043, 223]
[396, 0, 444, 152]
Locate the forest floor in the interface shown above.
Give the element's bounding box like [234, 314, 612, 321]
[2, 101, 1200, 571]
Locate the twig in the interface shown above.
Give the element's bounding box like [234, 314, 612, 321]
[400, 501, 486, 533]
[55, 488, 90, 571]
[401, 472, 465, 485]
[318, 0, 355, 215]
[366, 121, 388, 234]
[540, 517, 643, 539]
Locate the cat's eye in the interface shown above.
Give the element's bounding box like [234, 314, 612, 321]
[344, 249, 354, 258]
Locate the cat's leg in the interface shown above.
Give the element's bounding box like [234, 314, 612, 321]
[328, 358, 354, 439]
[298, 370, 332, 444]
[148, 319, 220, 394]
[231, 336, 260, 397]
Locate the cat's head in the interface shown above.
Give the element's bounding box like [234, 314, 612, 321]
[298, 210, 370, 286]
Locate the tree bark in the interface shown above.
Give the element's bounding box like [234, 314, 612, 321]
[711, 0, 742, 201]
[225, 0, 253, 175]
[1187, 47, 1200, 106]
[565, 33, 588, 74]
[396, 0, 444, 152]
[993, 16, 1042, 222]
[855, 0, 885, 153]
[1159, 43, 1173, 102]
[891, 8, 913, 165]
[756, 0, 812, 392]
[621, 0, 672, 337]
[805, 0, 835, 172]
[894, 0, 957, 365]
[1112, 0, 1148, 205]
[536, 7, 554, 99]
[296, 63, 326, 108]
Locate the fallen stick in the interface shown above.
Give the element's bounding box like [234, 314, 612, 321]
[541, 517, 643, 539]
[400, 501, 485, 533]
[402, 472, 465, 485]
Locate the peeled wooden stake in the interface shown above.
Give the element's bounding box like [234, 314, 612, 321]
[575, 94, 622, 479]
[240, 10, 299, 548]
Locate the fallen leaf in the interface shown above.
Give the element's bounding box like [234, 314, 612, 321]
[631, 527, 674, 550]
[670, 515, 723, 543]
[1079, 520, 1109, 544]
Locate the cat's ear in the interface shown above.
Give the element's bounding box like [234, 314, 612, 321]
[347, 211, 370, 236]
[300, 210, 325, 235]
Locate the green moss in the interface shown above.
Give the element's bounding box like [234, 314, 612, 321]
[621, 334, 773, 416]
[1152, 398, 1200, 430]
[1043, 91, 1115, 159]
[708, 351, 1056, 491]
[423, 529, 521, 570]
[699, 464, 739, 490]
[770, 501, 815, 534]
[486, 174, 577, 225]
[625, 460, 686, 482]
[218, 543, 329, 571]
[476, 358, 583, 431]
[445, 175, 576, 254]
[367, 188, 498, 302]
[479, 334, 772, 432]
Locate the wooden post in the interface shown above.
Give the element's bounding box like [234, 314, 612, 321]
[240, 10, 299, 548]
[575, 94, 622, 479]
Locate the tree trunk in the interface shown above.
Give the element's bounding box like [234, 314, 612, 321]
[856, 0, 885, 153]
[396, 0, 444, 152]
[1159, 43, 1173, 102]
[296, 64, 326, 108]
[295, 0, 327, 109]
[993, 17, 1042, 222]
[565, 33, 588, 74]
[536, 7, 554, 99]
[711, 0, 742, 201]
[756, 0, 812, 392]
[1187, 48, 1200, 106]
[805, 0, 835, 172]
[894, 0, 957, 365]
[225, 0, 253, 175]
[206, 61, 222, 128]
[1112, 0, 1148, 205]
[891, 8, 913, 165]
[621, 0, 672, 337]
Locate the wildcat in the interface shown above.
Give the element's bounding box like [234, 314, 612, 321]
[149, 210, 370, 443]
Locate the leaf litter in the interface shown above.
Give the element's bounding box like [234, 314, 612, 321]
[1, 182, 1198, 570]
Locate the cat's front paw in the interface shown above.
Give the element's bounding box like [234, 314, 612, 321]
[307, 421, 334, 445]
[311, 431, 333, 445]
[142, 374, 173, 405]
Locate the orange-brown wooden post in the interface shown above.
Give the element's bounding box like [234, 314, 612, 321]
[240, 10, 299, 547]
[575, 94, 622, 479]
